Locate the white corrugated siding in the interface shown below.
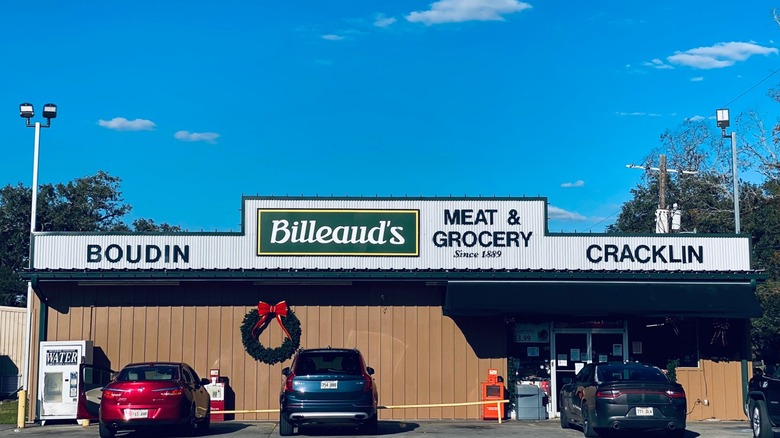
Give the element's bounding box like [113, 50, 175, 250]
[32, 198, 751, 271]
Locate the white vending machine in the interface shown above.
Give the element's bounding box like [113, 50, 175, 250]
[38, 340, 93, 424]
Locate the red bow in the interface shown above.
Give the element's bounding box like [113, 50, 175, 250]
[252, 300, 293, 341]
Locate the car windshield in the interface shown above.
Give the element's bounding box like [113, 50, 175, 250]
[597, 365, 668, 383]
[294, 352, 362, 375]
[117, 365, 179, 381]
[762, 364, 780, 378]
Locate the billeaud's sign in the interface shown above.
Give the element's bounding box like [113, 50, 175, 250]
[31, 198, 751, 271]
[257, 209, 420, 256]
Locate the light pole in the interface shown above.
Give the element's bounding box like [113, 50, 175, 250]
[716, 108, 740, 234]
[17, 102, 57, 430]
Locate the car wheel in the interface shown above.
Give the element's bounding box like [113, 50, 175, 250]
[581, 404, 599, 438]
[359, 414, 378, 435]
[666, 427, 685, 438]
[180, 404, 198, 437]
[200, 407, 211, 435]
[560, 405, 570, 429]
[279, 412, 294, 436]
[752, 399, 773, 438]
[98, 422, 115, 438]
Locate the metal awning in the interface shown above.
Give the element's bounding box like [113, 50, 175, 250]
[443, 280, 762, 318]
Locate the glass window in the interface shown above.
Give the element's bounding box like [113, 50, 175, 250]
[629, 318, 698, 368]
[575, 365, 593, 383]
[629, 317, 748, 369]
[596, 364, 667, 383]
[699, 318, 746, 362]
[181, 366, 193, 383]
[187, 366, 202, 382]
[295, 352, 363, 375]
[117, 365, 180, 382]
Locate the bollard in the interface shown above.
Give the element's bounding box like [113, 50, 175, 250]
[16, 389, 26, 429]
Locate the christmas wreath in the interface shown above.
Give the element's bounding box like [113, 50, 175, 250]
[240, 301, 302, 365]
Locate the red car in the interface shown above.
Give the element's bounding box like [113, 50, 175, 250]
[98, 362, 211, 437]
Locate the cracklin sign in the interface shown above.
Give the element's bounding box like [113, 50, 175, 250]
[257, 209, 420, 256]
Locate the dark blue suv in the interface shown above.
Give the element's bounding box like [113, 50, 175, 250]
[279, 348, 378, 436]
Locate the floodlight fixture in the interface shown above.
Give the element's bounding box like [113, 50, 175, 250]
[19, 103, 34, 119]
[17, 99, 58, 430]
[716, 108, 730, 129]
[42, 103, 57, 119]
[715, 107, 740, 234]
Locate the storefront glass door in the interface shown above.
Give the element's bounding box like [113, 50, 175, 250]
[553, 332, 588, 404]
[591, 332, 625, 363]
[551, 329, 626, 417]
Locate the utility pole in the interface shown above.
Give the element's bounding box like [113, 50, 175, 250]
[658, 154, 667, 211]
[626, 154, 697, 233]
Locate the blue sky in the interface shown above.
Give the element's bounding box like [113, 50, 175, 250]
[1, 1, 779, 233]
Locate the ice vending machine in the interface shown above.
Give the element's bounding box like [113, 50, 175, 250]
[38, 340, 93, 424]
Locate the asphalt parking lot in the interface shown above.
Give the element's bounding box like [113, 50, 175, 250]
[0, 419, 762, 438]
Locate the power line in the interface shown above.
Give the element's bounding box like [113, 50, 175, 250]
[580, 67, 780, 232]
[584, 208, 621, 232]
[721, 66, 780, 108]
[628, 66, 780, 168]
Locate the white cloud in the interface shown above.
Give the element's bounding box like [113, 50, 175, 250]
[686, 115, 705, 122]
[322, 34, 345, 41]
[98, 117, 156, 131]
[667, 41, 778, 69]
[406, 0, 532, 25]
[548, 205, 587, 221]
[642, 58, 673, 69]
[690, 76, 704, 82]
[374, 14, 397, 28]
[560, 180, 585, 188]
[174, 130, 220, 144]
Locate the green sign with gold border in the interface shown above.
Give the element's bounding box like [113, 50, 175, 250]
[257, 209, 419, 256]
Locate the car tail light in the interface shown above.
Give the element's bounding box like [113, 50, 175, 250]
[156, 387, 184, 396]
[284, 372, 296, 392]
[362, 373, 373, 392]
[666, 389, 686, 398]
[102, 389, 124, 400]
[596, 390, 621, 399]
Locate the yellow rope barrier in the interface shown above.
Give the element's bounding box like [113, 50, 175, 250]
[215, 399, 510, 424]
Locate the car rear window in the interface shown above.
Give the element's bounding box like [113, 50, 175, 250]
[597, 365, 668, 383]
[294, 352, 362, 375]
[117, 365, 180, 382]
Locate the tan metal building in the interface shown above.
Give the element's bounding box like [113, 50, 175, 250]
[0, 305, 25, 396]
[21, 197, 764, 422]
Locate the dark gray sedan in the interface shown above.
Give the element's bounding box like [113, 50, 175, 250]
[559, 362, 687, 437]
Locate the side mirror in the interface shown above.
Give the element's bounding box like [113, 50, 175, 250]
[366, 367, 375, 375]
[200, 378, 211, 386]
[282, 367, 291, 376]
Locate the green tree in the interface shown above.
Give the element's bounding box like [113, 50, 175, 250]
[610, 116, 780, 360]
[753, 281, 780, 363]
[0, 171, 182, 306]
[132, 218, 183, 233]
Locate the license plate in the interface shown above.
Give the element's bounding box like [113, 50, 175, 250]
[636, 407, 653, 416]
[321, 381, 338, 389]
[127, 409, 148, 419]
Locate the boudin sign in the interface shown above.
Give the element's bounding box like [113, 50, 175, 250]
[30, 197, 751, 272]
